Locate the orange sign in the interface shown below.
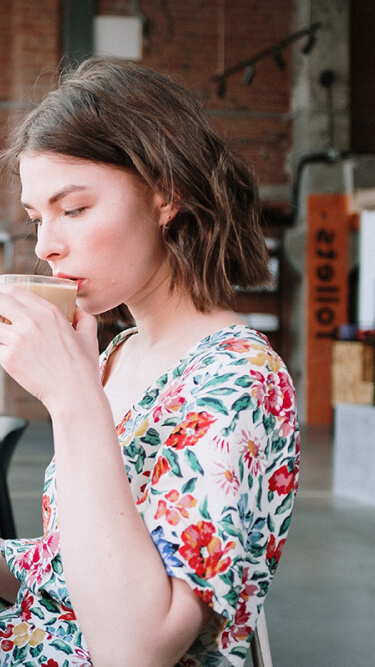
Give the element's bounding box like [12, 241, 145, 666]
[306, 194, 350, 424]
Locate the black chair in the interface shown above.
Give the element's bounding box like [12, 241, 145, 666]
[250, 608, 273, 667]
[0, 416, 29, 539]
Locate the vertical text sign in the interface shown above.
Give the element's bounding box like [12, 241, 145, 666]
[306, 194, 349, 424]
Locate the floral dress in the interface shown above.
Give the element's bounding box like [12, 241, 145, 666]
[0, 325, 299, 666]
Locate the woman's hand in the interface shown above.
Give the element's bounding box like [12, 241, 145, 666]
[0, 285, 100, 411]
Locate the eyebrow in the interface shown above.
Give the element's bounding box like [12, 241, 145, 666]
[21, 185, 90, 210]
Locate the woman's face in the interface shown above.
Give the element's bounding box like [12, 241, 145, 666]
[19, 152, 171, 315]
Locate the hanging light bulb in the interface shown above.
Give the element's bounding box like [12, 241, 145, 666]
[272, 49, 286, 70]
[217, 76, 227, 98]
[301, 31, 317, 54]
[243, 64, 255, 85]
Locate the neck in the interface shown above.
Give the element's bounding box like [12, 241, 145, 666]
[129, 293, 244, 356]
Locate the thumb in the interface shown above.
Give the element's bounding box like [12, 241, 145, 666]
[73, 307, 98, 339]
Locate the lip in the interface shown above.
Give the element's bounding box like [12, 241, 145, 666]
[54, 273, 84, 292]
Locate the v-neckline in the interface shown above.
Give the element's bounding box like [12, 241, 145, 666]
[100, 323, 259, 428]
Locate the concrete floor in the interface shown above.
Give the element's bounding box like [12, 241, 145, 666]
[4, 420, 375, 666]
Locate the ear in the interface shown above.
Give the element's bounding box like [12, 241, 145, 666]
[159, 201, 180, 228]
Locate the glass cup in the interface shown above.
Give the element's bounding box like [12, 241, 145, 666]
[0, 274, 78, 324]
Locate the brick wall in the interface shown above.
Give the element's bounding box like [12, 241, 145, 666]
[0, 0, 294, 419]
[99, 0, 294, 184]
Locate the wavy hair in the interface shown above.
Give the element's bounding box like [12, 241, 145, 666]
[3, 56, 270, 319]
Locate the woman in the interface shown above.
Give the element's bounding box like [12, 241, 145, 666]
[0, 57, 299, 666]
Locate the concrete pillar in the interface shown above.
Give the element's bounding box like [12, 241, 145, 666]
[287, 0, 350, 423]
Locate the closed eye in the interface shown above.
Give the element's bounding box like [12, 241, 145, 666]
[26, 215, 41, 226]
[63, 207, 86, 218]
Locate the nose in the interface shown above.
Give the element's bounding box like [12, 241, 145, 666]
[35, 222, 68, 263]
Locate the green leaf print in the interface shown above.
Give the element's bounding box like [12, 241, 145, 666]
[202, 373, 235, 388]
[141, 428, 161, 446]
[139, 388, 159, 408]
[40, 596, 59, 613]
[234, 375, 253, 388]
[252, 570, 268, 580]
[257, 580, 270, 596]
[181, 477, 198, 494]
[173, 358, 189, 377]
[223, 586, 241, 607]
[276, 492, 293, 515]
[30, 606, 45, 619]
[163, 416, 180, 427]
[184, 448, 204, 475]
[200, 355, 217, 367]
[158, 373, 168, 387]
[30, 644, 44, 658]
[252, 406, 261, 424]
[267, 513, 275, 532]
[188, 572, 214, 587]
[134, 448, 146, 473]
[199, 495, 212, 520]
[230, 646, 249, 658]
[271, 435, 287, 453]
[231, 393, 252, 413]
[52, 556, 63, 574]
[219, 568, 235, 586]
[207, 387, 235, 396]
[13, 646, 28, 662]
[50, 639, 74, 654]
[279, 514, 292, 536]
[219, 514, 243, 543]
[196, 396, 229, 415]
[263, 413, 276, 433]
[164, 448, 182, 477]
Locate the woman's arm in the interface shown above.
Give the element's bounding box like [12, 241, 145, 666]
[51, 388, 213, 667]
[0, 296, 212, 666]
[0, 540, 20, 604]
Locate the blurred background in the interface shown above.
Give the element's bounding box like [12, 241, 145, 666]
[0, 1, 374, 665]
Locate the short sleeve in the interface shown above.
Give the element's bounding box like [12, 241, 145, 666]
[136, 333, 299, 654]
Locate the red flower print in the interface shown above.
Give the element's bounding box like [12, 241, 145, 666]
[213, 461, 240, 495]
[211, 434, 230, 453]
[17, 530, 60, 588]
[20, 591, 34, 620]
[165, 411, 216, 450]
[42, 494, 52, 532]
[117, 410, 132, 435]
[250, 370, 294, 417]
[239, 567, 259, 602]
[221, 599, 253, 648]
[238, 430, 266, 477]
[180, 520, 235, 579]
[60, 603, 76, 621]
[218, 337, 253, 353]
[195, 587, 214, 606]
[1, 640, 13, 652]
[0, 626, 13, 640]
[266, 534, 286, 571]
[0, 625, 14, 653]
[154, 489, 197, 525]
[151, 456, 171, 485]
[268, 464, 295, 496]
[152, 380, 186, 422]
[41, 660, 59, 667]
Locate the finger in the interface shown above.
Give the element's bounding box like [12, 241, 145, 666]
[0, 285, 69, 326]
[73, 307, 99, 341]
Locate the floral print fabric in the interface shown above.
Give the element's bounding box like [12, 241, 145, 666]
[0, 325, 299, 666]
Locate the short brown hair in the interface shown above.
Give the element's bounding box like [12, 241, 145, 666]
[4, 56, 270, 318]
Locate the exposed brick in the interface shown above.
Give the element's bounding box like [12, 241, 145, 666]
[0, 0, 294, 417]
